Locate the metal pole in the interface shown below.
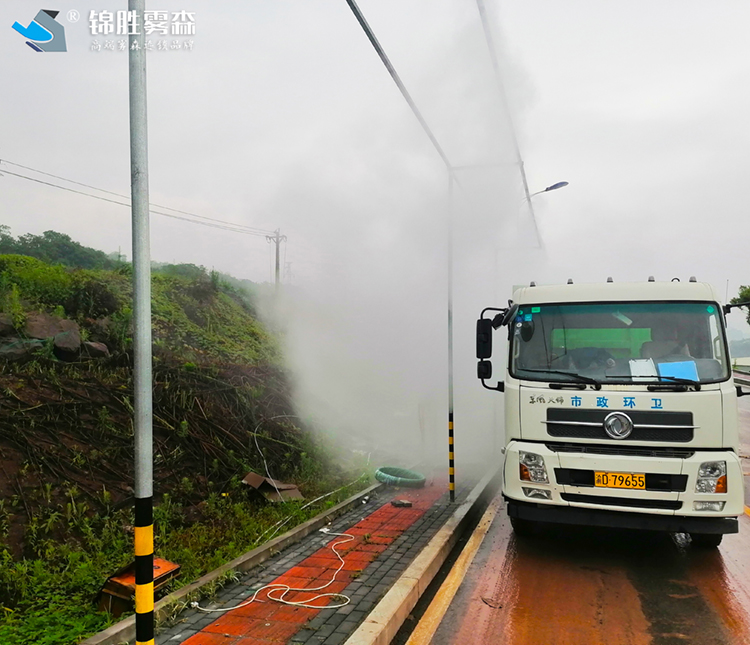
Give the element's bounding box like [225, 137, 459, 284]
[128, 2, 154, 643]
[448, 172, 455, 502]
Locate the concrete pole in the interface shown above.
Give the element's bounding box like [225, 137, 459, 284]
[275, 230, 281, 287]
[128, 2, 154, 643]
[266, 229, 287, 290]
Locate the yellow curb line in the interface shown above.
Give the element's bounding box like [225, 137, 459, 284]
[744, 506, 750, 518]
[406, 495, 502, 645]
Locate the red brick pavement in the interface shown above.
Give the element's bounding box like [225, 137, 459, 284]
[181, 484, 445, 644]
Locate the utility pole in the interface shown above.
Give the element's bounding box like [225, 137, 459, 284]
[265, 229, 287, 289]
[128, 2, 154, 644]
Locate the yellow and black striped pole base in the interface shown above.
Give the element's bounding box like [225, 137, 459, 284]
[134, 496, 154, 645]
[448, 412, 455, 502]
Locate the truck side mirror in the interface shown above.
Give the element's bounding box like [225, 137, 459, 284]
[478, 360, 504, 392]
[476, 319, 493, 359]
[736, 385, 750, 398]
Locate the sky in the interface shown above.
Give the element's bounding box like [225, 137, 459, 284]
[2, 1, 749, 465]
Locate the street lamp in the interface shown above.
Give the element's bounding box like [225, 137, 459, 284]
[529, 181, 569, 198]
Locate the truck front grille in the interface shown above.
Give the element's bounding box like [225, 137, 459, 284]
[546, 442, 695, 459]
[545, 408, 695, 443]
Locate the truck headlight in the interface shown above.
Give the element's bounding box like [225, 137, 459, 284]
[519, 451, 548, 483]
[695, 461, 727, 494]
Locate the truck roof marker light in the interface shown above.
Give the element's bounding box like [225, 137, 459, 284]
[607, 277, 613, 283]
[567, 278, 573, 284]
[530, 281, 536, 287]
[689, 276, 697, 282]
[648, 276, 655, 282]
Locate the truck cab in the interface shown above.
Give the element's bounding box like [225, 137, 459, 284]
[476, 280, 745, 547]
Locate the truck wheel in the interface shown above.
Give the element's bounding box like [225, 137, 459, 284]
[510, 516, 535, 537]
[690, 533, 723, 548]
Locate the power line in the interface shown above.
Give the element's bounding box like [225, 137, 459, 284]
[0, 159, 274, 235]
[343, 0, 455, 176]
[1, 168, 273, 237]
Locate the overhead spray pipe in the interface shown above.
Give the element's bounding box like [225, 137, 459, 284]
[448, 174, 455, 502]
[344, 0, 461, 502]
[475, 0, 541, 248]
[128, 1, 154, 644]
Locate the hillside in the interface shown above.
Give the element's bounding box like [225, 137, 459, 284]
[0, 238, 368, 645]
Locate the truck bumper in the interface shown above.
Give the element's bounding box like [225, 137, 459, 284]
[503, 440, 744, 533]
[507, 499, 738, 534]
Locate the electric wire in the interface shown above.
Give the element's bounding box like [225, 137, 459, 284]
[1, 169, 272, 237]
[0, 161, 273, 235]
[191, 413, 371, 613]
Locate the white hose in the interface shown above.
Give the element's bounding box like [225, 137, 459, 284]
[190, 529, 355, 612]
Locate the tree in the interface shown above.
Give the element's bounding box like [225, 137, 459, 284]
[14, 230, 115, 269]
[731, 287, 750, 328]
[0, 226, 19, 255]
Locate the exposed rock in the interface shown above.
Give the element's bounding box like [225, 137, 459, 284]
[0, 338, 45, 361]
[25, 313, 79, 340]
[91, 317, 112, 336]
[82, 341, 110, 358]
[53, 329, 82, 361]
[0, 314, 15, 337]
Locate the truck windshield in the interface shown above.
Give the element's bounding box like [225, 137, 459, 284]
[510, 301, 729, 385]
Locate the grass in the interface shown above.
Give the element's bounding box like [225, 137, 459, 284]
[0, 252, 367, 644]
[0, 453, 373, 645]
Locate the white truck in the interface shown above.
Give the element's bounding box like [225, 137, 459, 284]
[476, 278, 747, 547]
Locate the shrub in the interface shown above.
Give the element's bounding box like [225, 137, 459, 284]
[0, 255, 73, 307]
[65, 272, 122, 318]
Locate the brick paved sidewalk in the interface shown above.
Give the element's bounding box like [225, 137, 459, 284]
[155, 474, 472, 645]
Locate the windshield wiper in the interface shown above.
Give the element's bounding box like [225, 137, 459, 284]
[603, 374, 701, 391]
[518, 369, 601, 390]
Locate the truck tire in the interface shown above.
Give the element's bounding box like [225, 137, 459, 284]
[690, 533, 723, 548]
[510, 516, 535, 537]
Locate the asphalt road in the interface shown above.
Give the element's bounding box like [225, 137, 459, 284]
[422, 397, 750, 645]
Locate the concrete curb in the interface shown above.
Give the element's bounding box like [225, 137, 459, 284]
[343, 467, 502, 645]
[81, 481, 382, 645]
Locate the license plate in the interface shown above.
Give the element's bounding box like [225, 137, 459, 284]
[594, 471, 646, 489]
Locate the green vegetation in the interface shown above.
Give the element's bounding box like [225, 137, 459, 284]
[0, 226, 119, 270]
[0, 438, 370, 645]
[0, 233, 368, 644]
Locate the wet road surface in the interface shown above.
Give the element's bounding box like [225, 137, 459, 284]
[426, 396, 750, 645]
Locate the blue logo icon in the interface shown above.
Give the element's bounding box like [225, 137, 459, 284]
[12, 10, 67, 52]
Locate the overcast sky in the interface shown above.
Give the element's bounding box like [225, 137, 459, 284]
[2, 1, 750, 459]
[2, 2, 748, 289]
